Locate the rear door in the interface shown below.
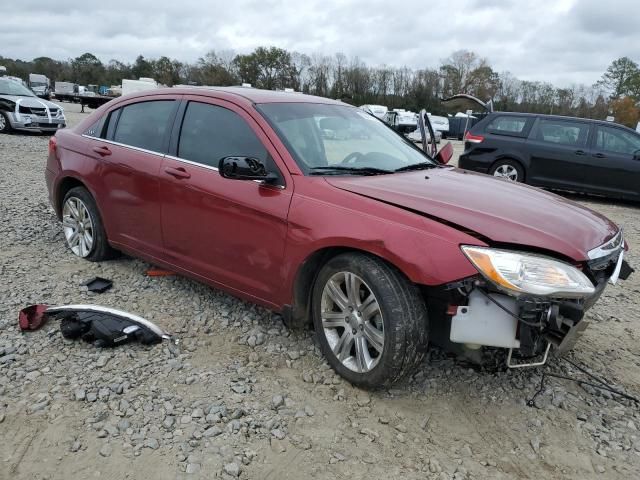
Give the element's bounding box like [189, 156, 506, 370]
[588, 124, 640, 199]
[86, 96, 179, 258]
[159, 96, 293, 305]
[525, 117, 592, 189]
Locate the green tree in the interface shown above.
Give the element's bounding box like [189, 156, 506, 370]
[194, 50, 237, 86]
[71, 52, 104, 85]
[596, 57, 640, 98]
[153, 56, 182, 86]
[233, 47, 298, 90]
[131, 55, 154, 79]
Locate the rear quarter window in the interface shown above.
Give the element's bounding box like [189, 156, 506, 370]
[485, 116, 528, 136]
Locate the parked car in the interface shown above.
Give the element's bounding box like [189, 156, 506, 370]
[459, 112, 640, 201]
[46, 88, 631, 388]
[0, 78, 66, 133]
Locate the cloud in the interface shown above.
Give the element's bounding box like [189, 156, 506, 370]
[2, 0, 639, 86]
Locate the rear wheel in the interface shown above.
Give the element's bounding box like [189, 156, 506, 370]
[490, 159, 524, 182]
[62, 187, 116, 261]
[312, 252, 428, 389]
[0, 112, 11, 133]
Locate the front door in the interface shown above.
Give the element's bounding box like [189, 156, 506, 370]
[588, 124, 640, 199]
[159, 97, 293, 306]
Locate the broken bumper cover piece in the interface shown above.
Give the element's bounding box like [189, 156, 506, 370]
[19, 304, 170, 347]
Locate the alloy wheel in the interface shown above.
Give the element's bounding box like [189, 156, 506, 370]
[62, 197, 94, 257]
[0, 115, 6, 131]
[320, 271, 385, 373]
[493, 164, 519, 181]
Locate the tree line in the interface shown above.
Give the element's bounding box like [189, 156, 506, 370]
[2, 49, 639, 127]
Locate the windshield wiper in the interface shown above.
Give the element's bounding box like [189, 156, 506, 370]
[310, 166, 393, 176]
[394, 162, 439, 173]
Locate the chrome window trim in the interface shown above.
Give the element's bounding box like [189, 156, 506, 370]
[587, 229, 624, 260]
[81, 134, 165, 157]
[81, 136, 285, 189]
[165, 155, 285, 189]
[165, 155, 218, 172]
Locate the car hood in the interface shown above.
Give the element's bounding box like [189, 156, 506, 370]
[325, 168, 619, 261]
[0, 95, 61, 109]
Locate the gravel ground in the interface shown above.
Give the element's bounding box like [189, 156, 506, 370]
[1, 102, 639, 479]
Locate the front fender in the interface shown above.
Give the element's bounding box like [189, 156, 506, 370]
[280, 187, 485, 306]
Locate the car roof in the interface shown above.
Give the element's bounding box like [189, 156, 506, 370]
[486, 111, 638, 131]
[478, 111, 638, 133]
[125, 86, 346, 106]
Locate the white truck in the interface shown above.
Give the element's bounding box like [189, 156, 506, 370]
[28, 73, 51, 99]
[383, 109, 418, 134]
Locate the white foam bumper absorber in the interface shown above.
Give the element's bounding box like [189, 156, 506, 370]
[450, 290, 520, 349]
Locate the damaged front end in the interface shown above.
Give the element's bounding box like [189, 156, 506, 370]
[431, 231, 633, 367]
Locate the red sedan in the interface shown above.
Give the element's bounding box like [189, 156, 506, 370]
[46, 88, 630, 388]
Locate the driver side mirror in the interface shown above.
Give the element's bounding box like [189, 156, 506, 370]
[634, 151, 640, 161]
[435, 142, 454, 164]
[218, 156, 278, 183]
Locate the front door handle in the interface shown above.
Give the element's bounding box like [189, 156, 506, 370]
[164, 166, 191, 179]
[574, 150, 586, 156]
[92, 145, 112, 156]
[594, 153, 607, 159]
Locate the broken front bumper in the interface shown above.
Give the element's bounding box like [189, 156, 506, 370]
[446, 251, 632, 367]
[9, 111, 66, 132]
[9, 114, 66, 132]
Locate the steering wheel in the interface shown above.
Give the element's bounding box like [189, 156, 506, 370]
[341, 152, 364, 165]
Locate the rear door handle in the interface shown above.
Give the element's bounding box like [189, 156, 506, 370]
[574, 150, 586, 156]
[92, 145, 112, 156]
[164, 166, 191, 179]
[594, 153, 606, 159]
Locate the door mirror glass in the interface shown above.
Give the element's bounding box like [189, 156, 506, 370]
[435, 142, 454, 164]
[219, 156, 277, 183]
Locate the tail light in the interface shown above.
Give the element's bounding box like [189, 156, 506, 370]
[464, 132, 484, 144]
[48, 136, 57, 156]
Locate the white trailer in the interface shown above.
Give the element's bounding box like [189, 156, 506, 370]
[121, 78, 159, 96]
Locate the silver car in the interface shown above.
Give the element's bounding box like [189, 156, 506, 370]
[0, 78, 66, 133]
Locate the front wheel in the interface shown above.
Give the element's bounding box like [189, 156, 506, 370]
[0, 112, 11, 134]
[312, 253, 428, 389]
[490, 159, 525, 182]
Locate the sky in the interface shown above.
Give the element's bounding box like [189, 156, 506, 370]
[2, 0, 639, 87]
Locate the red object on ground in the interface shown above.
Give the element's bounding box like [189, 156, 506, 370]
[145, 269, 176, 277]
[19, 304, 50, 331]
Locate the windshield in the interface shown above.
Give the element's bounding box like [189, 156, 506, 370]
[0, 78, 35, 97]
[258, 103, 435, 174]
[31, 82, 47, 88]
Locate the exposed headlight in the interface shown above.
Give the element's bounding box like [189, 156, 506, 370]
[462, 246, 595, 298]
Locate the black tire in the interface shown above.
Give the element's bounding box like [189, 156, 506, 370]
[62, 187, 117, 261]
[312, 252, 428, 389]
[489, 159, 525, 182]
[0, 112, 12, 134]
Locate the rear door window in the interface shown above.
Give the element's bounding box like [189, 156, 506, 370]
[112, 100, 176, 152]
[485, 115, 528, 136]
[594, 125, 640, 155]
[177, 101, 268, 168]
[534, 118, 590, 147]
